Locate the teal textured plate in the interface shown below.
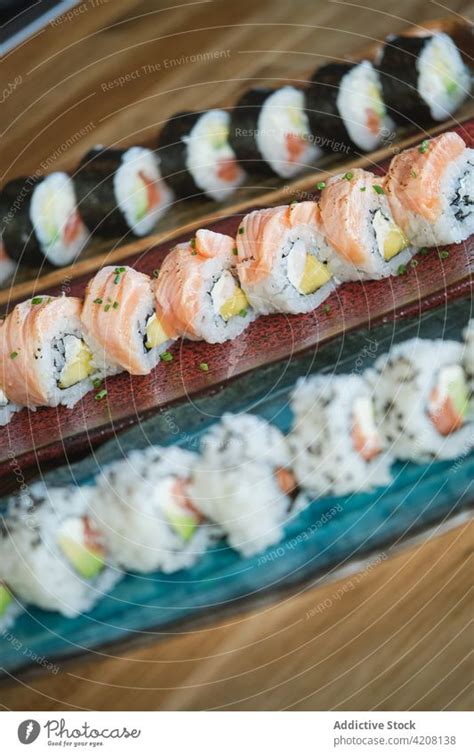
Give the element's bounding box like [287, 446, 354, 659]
[1, 296, 472, 677]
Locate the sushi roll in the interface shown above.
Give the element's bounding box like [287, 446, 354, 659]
[0, 173, 88, 267]
[157, 110, 245, 201]
[0, 583, 21, 633]
[155, 229, 256, 343]
[318, 168, 415, 280]
[0, 295, 94, 409]
[229, 86, 321, 178]
[0, 483, 121, 617]
[90, 446, 215, 573]
[190, 413, 297, 556]
[81, 265, 174, 377]
[384, 132, 474, 247]
[236, 201, 338, 315]
[289, 375, 393, 497]
[368, 338, 473, 462]
[378, 32, 470, 126]
[305, 60, 394, 153]
[75, 146, 172, 238]
[0, 241, 15, 285]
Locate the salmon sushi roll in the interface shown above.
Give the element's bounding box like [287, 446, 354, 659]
[154, 229, 255, 343]
[90, 446, 216, 574]
[190, 413, 297, 556]
[318, 168, 415, 280]
[289, 374, 393, 497]
[368, 338, 473, 462]
[384, 132, 474, 247]
[0, 295, 94, 409]
[236, 201, 338, 315]
[81, 265, 174, 377]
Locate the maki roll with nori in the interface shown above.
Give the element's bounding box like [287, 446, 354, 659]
[378, 32, 471, 125]
[229, 85, 321, 177]
[157, 109, 245, 201]
[75, 145, 172, 238]
[0, 172, 88, 267]
[0, 483, 121, 617]
[305, 60, 394, 153]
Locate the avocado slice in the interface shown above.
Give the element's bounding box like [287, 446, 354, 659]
[58, 337, 93, 389]
[165, 509, 198, 542]
[219, 287, 249, 321]
[0, 584, 12, 617]
[57, 518, 105, 579]
[145, 313, 170, 350]
[134, 175, 149, 222]
[299, 254, 332, 294]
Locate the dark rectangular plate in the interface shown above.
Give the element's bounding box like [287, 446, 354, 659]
[0, 120, 472, 490]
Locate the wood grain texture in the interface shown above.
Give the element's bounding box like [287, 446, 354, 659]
[1, 0, 473, 712]
[1, 520, 472, 711]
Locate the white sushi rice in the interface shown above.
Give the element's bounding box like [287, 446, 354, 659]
[367, 338, 474, 461]
[30, 173, 88, 266]
[0, 483, 121, 617]
[289, 374, 393, 497]
[0, 389, 21, 426]
[90, 446, 216, 573]
[463, 319, 474, 394]
[387, 148, 474, 247]
[114, 147, 173, 236]
[337, 60, 395, 151]
[257, 86, 321, 178]
[238, 211, 338, 315]
[184, 110, 245, 201]
[191, 413, 294, 556]
[417, 33, 471, 122]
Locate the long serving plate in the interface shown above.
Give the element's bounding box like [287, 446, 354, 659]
[0, 119, 472, 490]
[0, 295, 472, 678]
[1, 16, 473, 294]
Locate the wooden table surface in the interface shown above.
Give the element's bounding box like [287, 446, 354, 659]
[1, 0, 473, 711]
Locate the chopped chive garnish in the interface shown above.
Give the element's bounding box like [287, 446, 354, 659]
[238, 227, 244, 234]
[199, 362, 209, 372]
[152, 268, 160, 278]
[113, 301, 119, 309]
[419, 247, 429, 256]
[232, 247, 238, 256]
[418, 139, 429, 154]
[323, 304, 331, 314]
[397, 264, 407, 276]
[93, 297, 103, 304]
[410, 259, 419, 268]
[316, 181, 326, 190]
[104, 304, 111, 312]
[113, 266, 126, 284]
[10, 351, 18, 359]
[373, 184, 385, 195]
[343, 172, 353, 181]
[439, 250, 449, 260]
[360, 186, 366, 192]
[31, 297, 43, 305]
[411, 170, 417, 178]
[160, 351, 173, 362]
[95, 389, 108, 401]
[191, 251, 197, 256]
[238, 308, 247, 317]
[190, 238, 196, 249]
[92, 378, 102, 389]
